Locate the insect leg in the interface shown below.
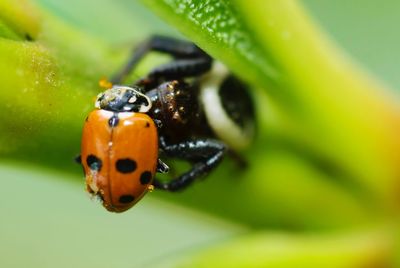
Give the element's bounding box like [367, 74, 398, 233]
[153, 138, 226, 191]
[110, 35, 211, 85]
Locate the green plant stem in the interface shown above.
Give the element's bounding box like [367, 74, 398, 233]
[236, 0, 400, 210]
[166, 229, 393, 268]
[0, 1, 125, 171]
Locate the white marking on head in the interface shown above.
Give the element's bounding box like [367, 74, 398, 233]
[128, 96, 137, 103]
[95, 85, 152, 113]
[114, 85, 152, 113]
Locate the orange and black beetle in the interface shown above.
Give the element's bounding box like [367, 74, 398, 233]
[78, 36, 254, 212]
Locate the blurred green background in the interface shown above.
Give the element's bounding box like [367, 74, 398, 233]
[1, 0, 400, 267]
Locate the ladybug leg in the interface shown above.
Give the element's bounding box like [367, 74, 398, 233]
[157, 158, 170, 173]
[110, 35, 211, 85]
[153, 137, 226, 191]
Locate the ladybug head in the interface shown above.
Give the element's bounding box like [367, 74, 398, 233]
[95, 85, 152, 113]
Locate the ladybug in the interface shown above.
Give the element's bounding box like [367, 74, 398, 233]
[78, 36, 254, 212]
[81, 98, 157, 212]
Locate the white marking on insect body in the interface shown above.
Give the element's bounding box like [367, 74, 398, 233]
[200, 62, 253, 151]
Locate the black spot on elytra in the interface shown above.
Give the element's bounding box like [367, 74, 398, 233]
[86, 155, 102, 171]
[145, 122, 150, 128]
[140, 171, 152, 185]
[108, 114, 119, 128]
[116, 158, 137, 173]
[85, 116, 89, 122]
[119, 195, 135, 204]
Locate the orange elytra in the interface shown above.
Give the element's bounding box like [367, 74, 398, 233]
[81, 109, 158, 212]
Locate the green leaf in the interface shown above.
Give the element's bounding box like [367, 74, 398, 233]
[142, 1, 280, 91]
